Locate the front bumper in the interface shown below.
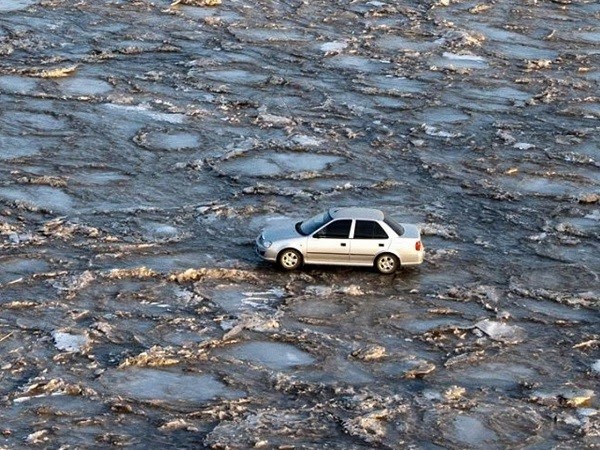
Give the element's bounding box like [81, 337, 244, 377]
[255, 236, 277, 262]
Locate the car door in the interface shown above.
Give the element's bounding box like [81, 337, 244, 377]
[349, 220, 390, 264]
[305, 219, 352, 264]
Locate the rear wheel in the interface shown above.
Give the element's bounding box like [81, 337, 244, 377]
[278, 249, 302, 271]
[375, 253, 399, 274]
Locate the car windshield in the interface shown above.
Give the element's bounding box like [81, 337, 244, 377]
[383, 216, 405, 236]
[297, 211, 332, 236]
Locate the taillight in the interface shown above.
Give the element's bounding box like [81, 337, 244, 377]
[415, 241, 422, 251]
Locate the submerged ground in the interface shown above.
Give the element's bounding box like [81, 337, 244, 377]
[0, 0, 598, 448]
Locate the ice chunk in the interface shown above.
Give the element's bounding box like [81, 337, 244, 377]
[52, 331, 89, 353]
[320, 41, 347, 53]
[474, 319, 526, 344]
[443, 52, 486, 62]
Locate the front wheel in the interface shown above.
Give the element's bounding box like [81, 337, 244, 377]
[278, 249, 302, 271]
[375, 253, 399, 274]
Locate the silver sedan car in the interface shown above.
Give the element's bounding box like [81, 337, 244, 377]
[255, 207, 424, 274]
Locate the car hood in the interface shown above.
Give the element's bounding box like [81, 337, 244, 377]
[261, 222, 302, 242]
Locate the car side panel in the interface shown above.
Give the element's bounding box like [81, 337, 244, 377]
[305, 237, 350, 263]
[348, 239, 390, 264]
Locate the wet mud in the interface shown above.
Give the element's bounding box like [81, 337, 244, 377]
[0, 0, 599, 448]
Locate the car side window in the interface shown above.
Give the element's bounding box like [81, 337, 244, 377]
[354, 220, 389, 239]
[315, 220, 352, 238]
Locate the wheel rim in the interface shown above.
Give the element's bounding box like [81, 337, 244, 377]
[378, 255, 396, 273]
[281, 251, 299, 269]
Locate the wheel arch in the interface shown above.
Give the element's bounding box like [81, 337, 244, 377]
[277, 247, 304, 270]
[374, 250, 402, 266]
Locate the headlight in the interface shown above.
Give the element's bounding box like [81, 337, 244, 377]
[263, 240, 272, 248]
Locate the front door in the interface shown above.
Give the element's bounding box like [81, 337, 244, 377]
[306, 219, 352, 264]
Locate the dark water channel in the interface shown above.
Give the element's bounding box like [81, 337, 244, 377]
[0, 0, 598, 448]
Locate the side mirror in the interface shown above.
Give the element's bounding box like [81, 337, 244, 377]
[313, 230, 324, 239]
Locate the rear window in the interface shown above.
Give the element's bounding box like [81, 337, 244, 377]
[383, 217, 404, 236]
[354, 220, 388, 239]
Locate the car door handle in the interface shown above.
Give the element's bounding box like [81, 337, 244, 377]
[379, 243, 384, 247]
[341, 243, 346, 247]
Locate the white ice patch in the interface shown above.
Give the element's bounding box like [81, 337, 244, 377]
[52, 331, 89, 353]
[514, 142, 535, 150]
[475, 320, 526, 344]
[584, 210, 600, 221]
[291, 134, 325, 147]
[104, 103, 186, 124]
[320, 41, 347, 53]
[442, 52, 486, 62]
[421, 124, 462, 138]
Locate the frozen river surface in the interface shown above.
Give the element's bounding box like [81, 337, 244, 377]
[0, 0, 599, 448]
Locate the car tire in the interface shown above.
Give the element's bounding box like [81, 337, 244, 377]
[278, 249, 302, 271]
[375, 253, 399, 274]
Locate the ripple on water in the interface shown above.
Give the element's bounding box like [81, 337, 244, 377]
[493, 43, 557, 60]
[421, 107, 470, 124]
[210, 283, 284, 315]
[453, 416, 498, 447]
[397, 317, 473, 334]
[432, 52, 488, 69]
[0, 0, 36, 12]
[325, 55, 387, 72]
[453, 362, 537, 389]
[365, 75, 426, 94]
[0, 258, 49, 284]
[137, 131, 201, 151]
[464, 87, 531, 106]
[572, 31, 600, 44]
[443, 89, 522, 113]
[232, 28, 309, 43]
[203, 69, 267, 85]
[374, 36, 439, 53]
[179, 5, 241, 22]
[513, 266, 597, 294]
[0, 75, 37, 94]
[0, 186, 73, 213]
[7, 112, 68, 131]
[0, 136, 44, 160]
[100, 368, 244, 403]
[499, 176, 580, 197]
[221, 341, 315, 370]
[103, 103, 187, 124]
[70, 170, 129, 185]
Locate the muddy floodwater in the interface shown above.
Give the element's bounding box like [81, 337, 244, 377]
[0, 0, 599, 448]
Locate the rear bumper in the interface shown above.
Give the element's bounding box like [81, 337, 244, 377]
[401, 248, 424, 266]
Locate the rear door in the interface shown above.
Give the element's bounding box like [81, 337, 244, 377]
[349, 220, 390, 264]
[306, 219, 352, 264]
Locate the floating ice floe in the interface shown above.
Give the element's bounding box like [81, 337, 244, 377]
[52, 330, 89, 353]
[291, 134, 325, 147]
[320, 41, 347, 53]
[442, 52, 486, 62]
[104, 103, 186, 124]
[513, 142, 535, 150]
[421, 124, 462, 138]
[474, 319, 526, 344]
[530, 387, 595, 408]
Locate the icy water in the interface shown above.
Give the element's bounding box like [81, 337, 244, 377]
[0, 0, 599, 448]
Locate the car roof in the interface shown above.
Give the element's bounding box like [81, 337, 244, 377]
[328, 207, 384, 221]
